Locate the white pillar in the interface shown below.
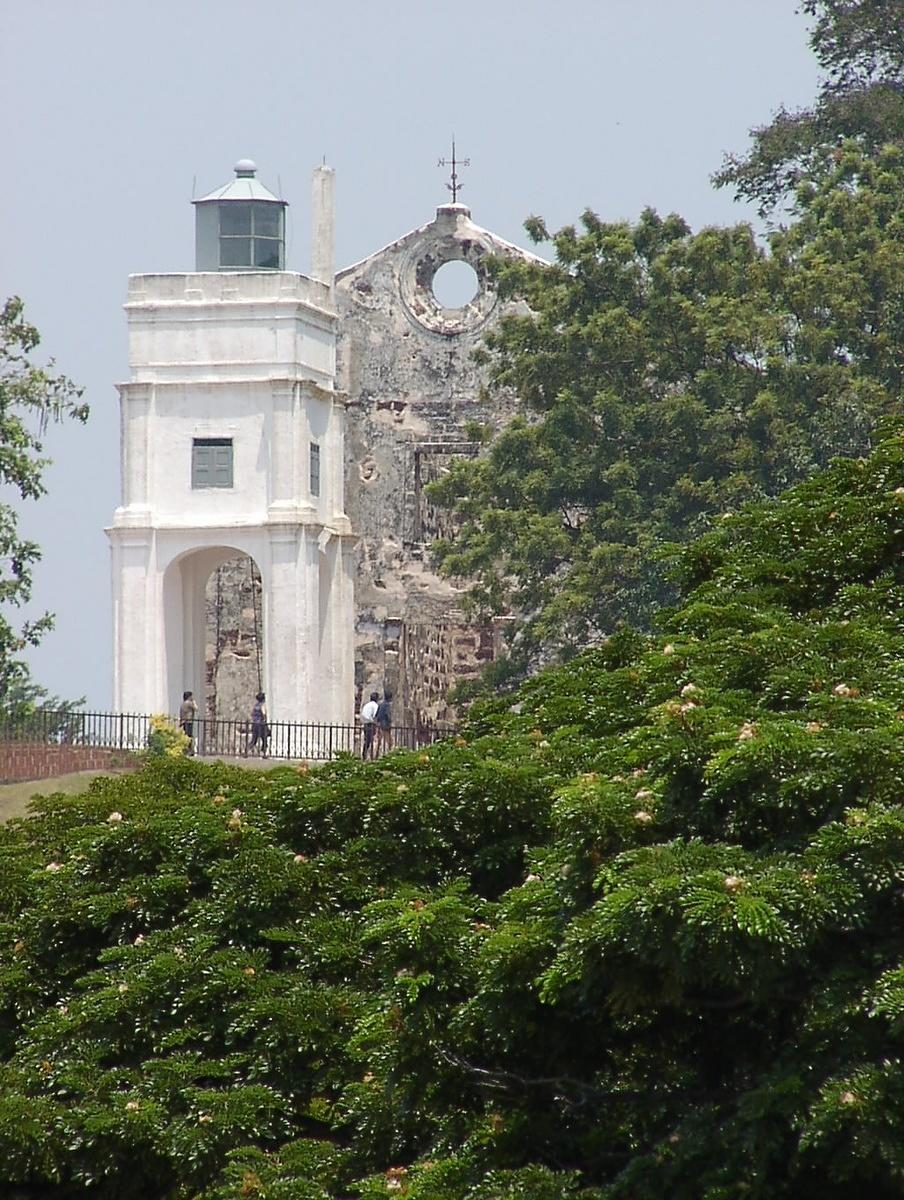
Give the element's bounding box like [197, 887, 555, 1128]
[318, 534, 356, 724]
[117, 383, 152, 514]
[266, 528, 303, 722]
[311, 166, 335, 290]
[112, 531, 159, 713]
[268, 381, 297, 517]
[179, 554, 210, 717]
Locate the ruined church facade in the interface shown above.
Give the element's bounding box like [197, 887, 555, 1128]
[336, 201, 535, 727]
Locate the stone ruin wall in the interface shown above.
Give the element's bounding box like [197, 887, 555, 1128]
[203, 559, 263, 725]
[202, 203, 536, 728]
[336, 202, 536, 728]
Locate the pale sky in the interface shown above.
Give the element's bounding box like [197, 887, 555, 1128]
[1, 0, 821, 710]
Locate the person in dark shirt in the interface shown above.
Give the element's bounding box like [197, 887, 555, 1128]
[249, 691, 270, 756]
[179, 690, 197, 754]
[376, 691, 392, 755]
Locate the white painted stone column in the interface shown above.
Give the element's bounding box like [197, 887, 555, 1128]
[268, 381, 297, 518]
[318, 534, 356, 724]
[326, 396, 345, 523]
[117, 383, 152, 515]
[179, 554, 211, 716]
[111, 531, 159, 714]
[301, 528, 323, 721]
[265, 527, 303, 723]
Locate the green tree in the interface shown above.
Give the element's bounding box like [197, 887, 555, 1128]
[428, 144, 904, 667]
[715, 0, 904, 213]
[5, 432, 904, 1195]
[0, 296, 88, 716]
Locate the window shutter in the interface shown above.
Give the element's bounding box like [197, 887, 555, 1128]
[213, 446, 233, 488]
[192, 445, 212, 488]
[192, 439, 233, 489]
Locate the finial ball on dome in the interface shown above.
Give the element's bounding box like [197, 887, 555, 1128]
[234, 158, 257, 177]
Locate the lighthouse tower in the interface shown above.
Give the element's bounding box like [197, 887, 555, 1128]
[108, 160, 355, 726]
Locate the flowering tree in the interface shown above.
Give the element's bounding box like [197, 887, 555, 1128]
[4, 431, 904, 1196]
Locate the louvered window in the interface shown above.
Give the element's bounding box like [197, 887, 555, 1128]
[192, 438, 233, 489]
[310, 442, 321, 497]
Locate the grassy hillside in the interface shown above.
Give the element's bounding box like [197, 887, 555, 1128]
[0, 770, 116, 824]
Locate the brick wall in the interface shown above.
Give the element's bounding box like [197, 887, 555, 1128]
[0, 743, 139, 784]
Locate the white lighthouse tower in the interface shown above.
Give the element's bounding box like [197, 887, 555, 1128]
[108, 160, 355, 728]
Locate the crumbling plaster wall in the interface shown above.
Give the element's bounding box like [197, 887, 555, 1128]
[204, 560, 263, 724]
[336, 202, 538, 726]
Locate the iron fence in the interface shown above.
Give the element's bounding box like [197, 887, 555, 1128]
[0, 708, 453, 762]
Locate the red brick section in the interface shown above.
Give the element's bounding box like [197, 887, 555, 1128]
[0, 743, 139, 784]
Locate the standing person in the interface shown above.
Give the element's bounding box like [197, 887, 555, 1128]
[360, 691, 379, 760]
[249, 691, 270, 757]
[179, 690, 197, 754]
[376, 690, 393, 755]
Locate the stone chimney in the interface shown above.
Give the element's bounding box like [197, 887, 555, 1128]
[311, 164, 335, 290]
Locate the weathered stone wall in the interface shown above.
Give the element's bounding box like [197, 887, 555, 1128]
[336, 203, 538, 726]
[203, 558, 263, 724]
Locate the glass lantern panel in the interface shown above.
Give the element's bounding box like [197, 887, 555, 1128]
[220, 204, 252, 235]
[253, 238, 281, 269]
[253, 205, 281, 237]
[220, 237, 252, 266]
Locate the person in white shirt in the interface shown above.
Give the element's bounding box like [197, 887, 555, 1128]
[361, 691, 379, 760]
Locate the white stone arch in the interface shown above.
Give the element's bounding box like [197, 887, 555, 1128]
[160, 536, 269, 719]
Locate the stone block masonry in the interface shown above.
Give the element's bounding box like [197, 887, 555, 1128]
[335, 202, 543, 726]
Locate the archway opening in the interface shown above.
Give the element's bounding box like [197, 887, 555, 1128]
[163, 547, 265, 748]
[431, 259, 479, 308]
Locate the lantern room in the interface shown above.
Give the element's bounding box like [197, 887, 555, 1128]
[192, 159, 287, 271]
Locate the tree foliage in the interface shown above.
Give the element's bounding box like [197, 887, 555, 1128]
[715, 0, 904, 213]
[6, 432, 904, 1195]
[428, 145, 904, 662]
[0, 297, 87, 714]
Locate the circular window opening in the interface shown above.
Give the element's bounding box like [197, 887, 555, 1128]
[431, 260, 480, 309]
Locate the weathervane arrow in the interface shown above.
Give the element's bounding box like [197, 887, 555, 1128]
[437, 137, 470, 203]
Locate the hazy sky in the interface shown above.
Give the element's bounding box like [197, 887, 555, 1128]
[2, 0, 821, 710]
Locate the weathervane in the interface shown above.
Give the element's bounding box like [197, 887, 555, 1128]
[437, 138, 470, 203]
